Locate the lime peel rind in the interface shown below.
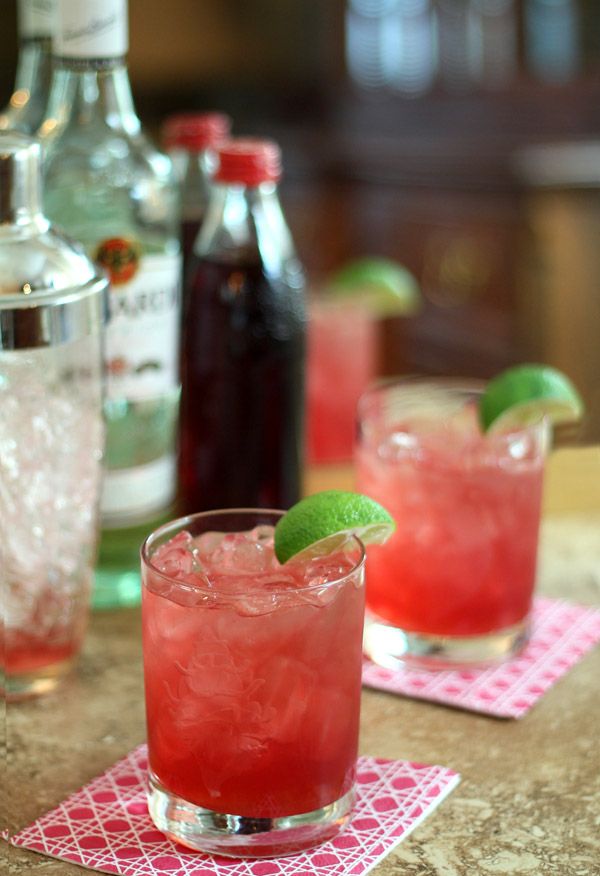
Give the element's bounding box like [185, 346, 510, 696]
[274, 490, 396, 565]
[326, 257, 421, 318]
[479, 364, 584, 433]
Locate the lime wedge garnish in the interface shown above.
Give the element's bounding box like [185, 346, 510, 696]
[480, 364, 585, 433]
[274, 490, 395, 565]
[326, 257, 421, 318]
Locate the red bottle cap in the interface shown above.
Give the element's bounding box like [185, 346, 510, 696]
[162, 112, 231, 151]
[214, 139, 282, 186]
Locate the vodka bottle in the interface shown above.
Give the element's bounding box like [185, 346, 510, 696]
[40, 0, 181, 608]
[1, 0, 55, 134]
[178, 139, 306, 513]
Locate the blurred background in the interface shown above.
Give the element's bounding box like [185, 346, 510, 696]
[3, 0, 599, 439]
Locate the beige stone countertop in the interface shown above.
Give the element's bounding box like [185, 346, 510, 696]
[5, 448, 600, 875]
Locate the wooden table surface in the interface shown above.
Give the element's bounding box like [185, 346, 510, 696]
[6, 447, 600, 875]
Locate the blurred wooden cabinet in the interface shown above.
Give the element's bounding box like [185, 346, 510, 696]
[516, 151, 600, 442]
[281, 163, 523, 380]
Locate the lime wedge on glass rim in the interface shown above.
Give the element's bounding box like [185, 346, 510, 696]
[479, 364, 585, 433]
[326, 257, 421, 318]
[274, 490, 395, 565]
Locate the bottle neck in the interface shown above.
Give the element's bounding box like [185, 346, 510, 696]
[197, 182, 296, 266]
[170, 147, 216, 210]
[0, 35, 53, 133]
[0, 137, 49, 238]
[14, 35, 53, 91]
[40, 57, 140, 138]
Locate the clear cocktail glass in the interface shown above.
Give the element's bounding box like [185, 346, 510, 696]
[356, 378, 549, 669]
[141, 509, 365, 857]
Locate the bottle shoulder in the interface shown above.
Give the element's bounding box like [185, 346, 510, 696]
[43, 124, 174, 185]
[195, 186, 301, 270]
[42, 123, 179, 245]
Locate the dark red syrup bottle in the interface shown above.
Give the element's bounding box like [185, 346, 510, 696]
[162, 112, 231, 276]
[178, 138, 306, 513]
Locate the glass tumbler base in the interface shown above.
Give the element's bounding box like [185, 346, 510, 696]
[2, 655, 76, 701]
[147, 772, 356, 858]
[363, 613, 531, 671]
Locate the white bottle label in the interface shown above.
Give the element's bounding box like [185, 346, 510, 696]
[101, 455, 176, 523]
[18, 0, 55, 38]
[98, 248, 181, 522]
[54, 0, 128, 58]
[100, 249, 181, 402]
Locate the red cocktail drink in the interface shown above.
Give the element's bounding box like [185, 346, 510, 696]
[307, 300, 377, 463]
[142, 509, 365, 857]
[356, 379, 548, 668]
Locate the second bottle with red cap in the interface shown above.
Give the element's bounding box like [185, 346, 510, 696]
[178, 138, 306, 513]
[162, 112, 231, 275]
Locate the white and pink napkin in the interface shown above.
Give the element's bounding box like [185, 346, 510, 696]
[10, 745, 460, 876]
[363, 597, 600, 718]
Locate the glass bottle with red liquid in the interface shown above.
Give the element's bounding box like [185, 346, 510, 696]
[178, 138, 306, 513]
[162, 112, 231, 274]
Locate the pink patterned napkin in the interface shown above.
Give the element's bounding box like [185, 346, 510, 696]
[10, 746, 460, 876]
[362, 597, 600, 718]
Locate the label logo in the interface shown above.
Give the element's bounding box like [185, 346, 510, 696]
[63, 13, 119, 45]
[95, 238, 141, 286]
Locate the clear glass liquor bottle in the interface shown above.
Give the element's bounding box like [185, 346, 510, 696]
[0, 0, 55, 135]
[39, 0, 182, 608]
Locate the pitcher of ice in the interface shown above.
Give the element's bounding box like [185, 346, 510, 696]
[0, 133, 107, 698]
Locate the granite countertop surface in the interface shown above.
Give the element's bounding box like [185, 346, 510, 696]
[5, 450, 600, 875]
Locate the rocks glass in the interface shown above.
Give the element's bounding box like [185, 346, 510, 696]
[141, 509, 365, 857]
[356, 378, 549, 668]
